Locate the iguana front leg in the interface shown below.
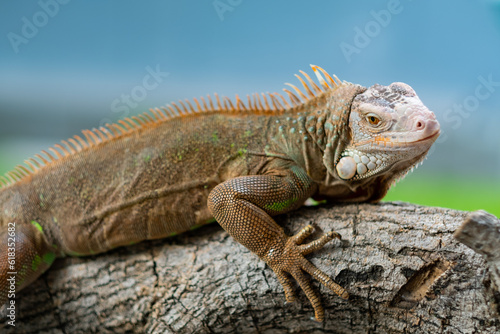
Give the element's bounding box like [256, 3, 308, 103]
[207, 165, 347, 321]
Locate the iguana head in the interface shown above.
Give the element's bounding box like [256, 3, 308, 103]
[334, 82, 440, 184]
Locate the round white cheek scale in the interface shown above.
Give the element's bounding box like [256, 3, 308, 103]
[336, 156, 356, 180]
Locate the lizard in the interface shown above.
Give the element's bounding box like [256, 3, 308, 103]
[0, 65, 440, 321]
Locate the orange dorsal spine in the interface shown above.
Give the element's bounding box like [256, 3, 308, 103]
[0, 65, 344, 189]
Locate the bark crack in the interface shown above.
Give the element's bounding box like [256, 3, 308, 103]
[389, 258, 453, 309]
[140, 241, 161, 332]
[43, 274, 68, 334]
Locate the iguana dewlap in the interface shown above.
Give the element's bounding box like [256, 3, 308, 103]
[0, 65, 439, 321]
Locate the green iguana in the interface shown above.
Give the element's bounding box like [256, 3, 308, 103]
[0, 65, 440, 321]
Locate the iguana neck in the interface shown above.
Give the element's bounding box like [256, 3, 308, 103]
[265, 83, 366, 184]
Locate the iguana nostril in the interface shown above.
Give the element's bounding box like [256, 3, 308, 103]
[423, 119, 440, 136]
[416, 120, 424, 130]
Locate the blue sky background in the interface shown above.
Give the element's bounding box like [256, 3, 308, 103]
[0, 0, 499, 182]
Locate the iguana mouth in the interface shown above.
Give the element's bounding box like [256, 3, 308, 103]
[368, 127, 440, 148]
[413, 129, 440, 143]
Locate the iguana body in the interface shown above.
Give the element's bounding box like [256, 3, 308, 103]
[0, 66, 439, 320]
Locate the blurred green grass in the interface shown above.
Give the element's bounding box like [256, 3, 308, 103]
[385, 173, 499, 217]
[0, 158, 498, 217]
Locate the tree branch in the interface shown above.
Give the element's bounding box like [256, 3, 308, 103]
[2, 202, 499, 333]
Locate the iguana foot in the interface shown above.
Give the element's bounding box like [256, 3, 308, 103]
[266, 224, 347, 322]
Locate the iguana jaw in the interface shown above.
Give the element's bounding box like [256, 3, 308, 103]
[335, 131, 438, 184]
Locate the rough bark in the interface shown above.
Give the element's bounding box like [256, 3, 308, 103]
[1, 202, 499, 333]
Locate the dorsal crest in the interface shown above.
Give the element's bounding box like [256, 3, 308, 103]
[0, 65, 344, 189]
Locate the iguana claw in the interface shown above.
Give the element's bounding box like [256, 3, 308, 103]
[267, 224, 347, 322]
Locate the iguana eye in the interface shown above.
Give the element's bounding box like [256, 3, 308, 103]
[366, 115, 381, 126]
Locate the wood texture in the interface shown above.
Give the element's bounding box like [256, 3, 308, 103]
[1, 202, 499, 333]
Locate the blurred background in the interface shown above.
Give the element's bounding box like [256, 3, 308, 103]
[0, 0, 499, 215]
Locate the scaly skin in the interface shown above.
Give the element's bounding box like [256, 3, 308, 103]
[0, 66, 439, 321]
